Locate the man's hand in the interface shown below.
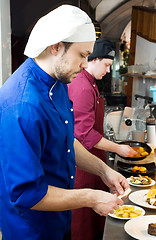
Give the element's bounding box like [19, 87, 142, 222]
[89, 190, 124, 216]
[116, 144, 137, 158]
[100, 166, 130, 196]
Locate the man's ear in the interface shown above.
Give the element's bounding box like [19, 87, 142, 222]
[92, 58, 98, 63]
[50, 42, 62, 56]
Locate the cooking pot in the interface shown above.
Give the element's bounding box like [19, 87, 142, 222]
[117, 140, 152, 161]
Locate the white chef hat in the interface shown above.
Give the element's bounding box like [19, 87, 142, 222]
[24, 5, 96, 58]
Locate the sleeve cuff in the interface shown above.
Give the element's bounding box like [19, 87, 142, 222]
[13, 181, 48, 213]
[82, 130, 103, 150]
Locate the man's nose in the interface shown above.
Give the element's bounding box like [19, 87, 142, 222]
[106, 66, 110, 73]
[81, 59, 88, 69]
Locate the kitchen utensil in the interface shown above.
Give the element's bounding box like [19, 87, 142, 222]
[117, 161, 156, 175]
[117, 140, 152, 160]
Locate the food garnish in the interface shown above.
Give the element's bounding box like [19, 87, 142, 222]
[147, 189, 156, 199]
[143, 189, 156, 206]
[130, 175, 152, 185]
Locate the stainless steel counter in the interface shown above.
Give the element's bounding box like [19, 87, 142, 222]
[103, 156, 156, 240]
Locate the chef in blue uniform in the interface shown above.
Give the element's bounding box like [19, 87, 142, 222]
[0, 5, 130, 240]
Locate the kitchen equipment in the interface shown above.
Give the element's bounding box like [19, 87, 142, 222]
[132, 130, 145, 142]
[146, 104, 156, 146]
[117, 161, 155, 176]
[114, 139, 155, 175]
[118, 107, 135, 140]
[117, 141, 152, 161]
[135, 94, 153, 106]
[104, 110, 123, 141]
[150, 86, 156, 103]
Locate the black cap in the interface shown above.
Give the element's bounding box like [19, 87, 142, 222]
[88, 38, 115, 61]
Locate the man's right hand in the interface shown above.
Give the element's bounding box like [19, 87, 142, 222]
[89, 190, 124, 216]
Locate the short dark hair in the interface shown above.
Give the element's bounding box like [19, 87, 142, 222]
[88, 57, 103, 62]
[62, 42, 73, 52]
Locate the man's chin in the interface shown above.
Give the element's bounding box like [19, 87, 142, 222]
[70, 74, 78, 82]
[68, 71, 82, 83]
[96, 76, 103, 80]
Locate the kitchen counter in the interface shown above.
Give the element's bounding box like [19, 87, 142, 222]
[103, 156, 156, 240]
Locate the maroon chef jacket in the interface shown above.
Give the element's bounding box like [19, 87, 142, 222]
[68, 69, 108, 240]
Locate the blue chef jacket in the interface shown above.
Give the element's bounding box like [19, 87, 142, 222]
[0, 58, 76, 240]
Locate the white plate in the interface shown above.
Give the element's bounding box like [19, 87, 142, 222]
[108, 205, 145, 220]
[124, 215, 156, 240]
[129, 190, 156, 209]
[127, 177, 155, 188]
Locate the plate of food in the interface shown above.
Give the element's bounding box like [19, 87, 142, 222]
[108, 205, 145, 220]
[124, 215, 156, 239]
[129, 189, 156, 209]
[127, 175, 155, 187]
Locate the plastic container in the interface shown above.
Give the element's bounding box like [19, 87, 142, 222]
[150, 86, 156, 103]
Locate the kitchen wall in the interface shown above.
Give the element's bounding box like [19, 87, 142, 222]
[131, 35, 156, 107]
[0, 0, 11, 87]
[135, 36, 156, 69]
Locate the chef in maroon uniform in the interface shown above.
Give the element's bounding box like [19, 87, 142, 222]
[68, 38, 136, 240]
